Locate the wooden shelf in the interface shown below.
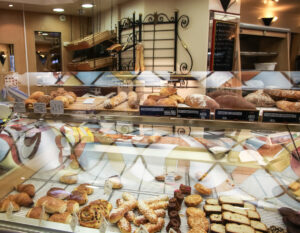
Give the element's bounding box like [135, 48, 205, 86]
[68, 57, 113, 71]
[241, 51, 278, 57]
[64, 30, 116, 51]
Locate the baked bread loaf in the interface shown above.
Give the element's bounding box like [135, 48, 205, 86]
[143, 98, 157, 106]
[147, 94, 165, 102]
[128, 91, 139, 109]
[49, 212, 72, 224]
[211, 223, 225, 233]
[226, 223, 255, 233]
[215, 95, 256, 109]
[170, 94, 185, 104]
[63, 94, 75, 104]
[67, 91, 77, 101]
[222, 211, 250, 225]
[25, 99, 37, 108]
[47, 187, 70, 200]
[68, 190, 88, 205]
[265, 89, 300, 100]
[36, 196, 67, 214]
[26, 207, 49, 220]
[37, 95, 51, 106]
[104, 92, 127, 109]
[208, 90, 239, 99]
[157, 98, 178, 107]
[16, 184, 35, 197]
[54, 96, 69, 108]
[29, 91, 45, 100]
[244, 90, 275, 107]
[185, 94, 220, 110]
[74, 184, 93, 195]
[0, 199, 20, 212]
[66, 200, 80, 213]
[11, 192, 33, 207]
[59, 172, 78, 184]
[160, 87, 177, 97]
[276, 100, 300, 112]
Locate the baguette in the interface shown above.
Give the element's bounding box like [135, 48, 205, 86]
[215, 95, 256, 110]
[104, 92, 128, 109]
[138, 200, 158, 224]
[226, 223, 255, 233]
[211, 223, 225, 233]
[219, 196, 244, 206]
[222, 204, 247, 216]
[276, 100, 300, 112]
[128, 91, 139, 109]
[265, 89, 300, 100]
[222, 211, 250, 225]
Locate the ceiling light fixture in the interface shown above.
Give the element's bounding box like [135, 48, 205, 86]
[81, 3, 94, 8]
[8, 4, 13, 7]
[53, 8, 64, 12]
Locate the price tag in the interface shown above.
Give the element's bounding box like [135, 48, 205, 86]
[169, 228, 177, 233]
[137, 225, 149, 233]
[6, 201, 13, 219]
[262, 111, 300, 123]
[50, 100, 64, 115]
[177, 108, 210, 119]
[14, 102, 26, 113]
[39, 204, 46, 226]
[165, 172, 175, 185]
[139, 106, 177, 117]
[99, 215, 108, 233]
[104, 180, 113, 196]
[215, 109, 259, 122]
[70, 212, 78, 232]
[33, 103, 47, 114]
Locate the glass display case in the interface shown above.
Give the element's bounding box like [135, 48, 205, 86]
[0, 71, 299, 233]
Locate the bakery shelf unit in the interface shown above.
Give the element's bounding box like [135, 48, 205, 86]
[239, 23, 291, 71]
[65, 30, 116, 71]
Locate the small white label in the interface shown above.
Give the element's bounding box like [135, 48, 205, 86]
[99, 215, 108, 233]
[104, 180, 113, 196]
[50, 100, 64, 115]
[83, 98, 95, 104]
[165, 172, 175, 185]
[70, 212, 78, 232]
[6, 201, 13, 219]
[169, 228, 177, 233]
[39, 204, 46, 226]
[33, 103, 47, 114]
[14, 102, 26, 113]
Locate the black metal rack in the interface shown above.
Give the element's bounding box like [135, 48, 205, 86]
[118, 11, 193, 74]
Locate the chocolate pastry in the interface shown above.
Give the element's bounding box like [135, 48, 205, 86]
[169, 210, 181, 223]
[179, 184, 191, 195]
[279, 207, 298, 217]
[174, 192, 184, 206]
[169, 197, 180, 210]
[166, 226, 181, 233]
[166, 218, 181, 232]
[283, 216, 299, 233]
[168, 202, 178, 215]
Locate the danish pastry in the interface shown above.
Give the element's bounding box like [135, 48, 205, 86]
[89, 199, 112, 219]
[74, 183, 94, 195]
[78, 204, 103, 228]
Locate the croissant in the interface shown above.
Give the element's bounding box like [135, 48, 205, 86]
[49, 212, 72, 224]
[16, 184, 35, 197]
[36, 196, 67, 214]
[0, 199, 20, 212]
[26, 207, 49, 220]
[13, 193, 33, 207]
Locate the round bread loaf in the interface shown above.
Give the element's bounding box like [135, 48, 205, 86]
[185, 94, 220, 110]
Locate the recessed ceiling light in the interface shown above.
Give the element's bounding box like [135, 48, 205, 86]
[81, 3, 93, 8]
[8, 4, 13, 7]
[53, 8, 64, 12]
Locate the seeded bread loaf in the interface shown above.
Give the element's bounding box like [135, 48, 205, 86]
[264, 89, 300, 100]
[222, 211, 250, 225]
[185, 94, 220, 111]
[226, 223, 255, 233]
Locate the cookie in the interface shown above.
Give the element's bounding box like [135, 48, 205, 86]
[194, 183, 212, 195]
[187, 216, 209, 230]
[188, 227, 207, 233]
[185, 195, 203, 207]
[186, 207, 206, 217]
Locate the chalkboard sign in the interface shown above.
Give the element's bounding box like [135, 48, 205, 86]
[262, 111, 300, 123]
[139, 106, 177, 117]
[215, 109, 259, 122]
[210, 20, 237, 71]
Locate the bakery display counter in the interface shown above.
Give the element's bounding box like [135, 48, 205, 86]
[67, 57, 114, 71]
[0, 117, 299, 233]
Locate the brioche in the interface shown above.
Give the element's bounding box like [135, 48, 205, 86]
[29, 91, 44, 100]
[49, 212, 72, 224]
[160, 87, 177, 97]
[74, 183, 93, 195]
[143, 98, 157, 106]
[66, 200, 80, 213]
[36, 196, 67, 214]
[12, 192, 33, 207]
[68, 190, 88, 205]
[26, 207, 49, 220]
[157, 98, 177, 107]
[0, 199, 20, 212]
[54, 96, 69, 108]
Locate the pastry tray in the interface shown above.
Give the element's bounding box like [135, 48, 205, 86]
[0, 153, 291, 233]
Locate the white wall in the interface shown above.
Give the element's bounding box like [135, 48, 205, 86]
[209, 0, 241, 14]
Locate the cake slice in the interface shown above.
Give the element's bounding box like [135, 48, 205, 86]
[206, 198, 219, 205]
[211, 223, 225, 233]
[250, 220, 268, 232]
[219, 196, 244, 206]
[222, 204, 247, 216]
[226, 223, 255, 233]
[210, 214, 223, 223]
[244, 202, 256, 211]
[204, 204, 222, 215]
[223, 211, 250, 225]
[247, 210, 261, 220]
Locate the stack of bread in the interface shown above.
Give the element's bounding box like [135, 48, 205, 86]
[143, 87, 184, 107]
[25, 88, 77, 108]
